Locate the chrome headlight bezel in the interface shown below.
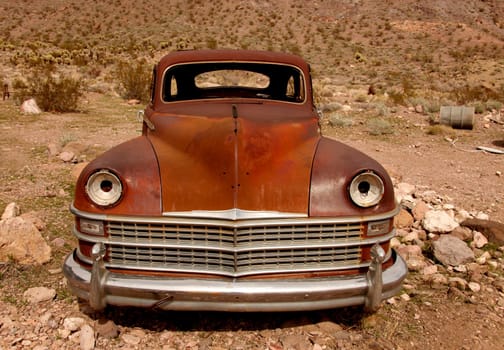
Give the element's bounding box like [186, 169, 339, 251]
[85, 169, 123, 207]
[349, 171, 384, 208]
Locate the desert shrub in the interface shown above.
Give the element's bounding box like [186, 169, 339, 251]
[451, 84, 502, 104]
[408, 97, 441, 114]
[114, 59, 151, 101]
[328, 113, 353, 127]
[367, 118, 393, 135]
[13, 67, 83, 112]
[374, 102, 390, 117]
[485, 99, 502, 111]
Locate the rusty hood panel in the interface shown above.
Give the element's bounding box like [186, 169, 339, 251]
[147, 103, 320, 214]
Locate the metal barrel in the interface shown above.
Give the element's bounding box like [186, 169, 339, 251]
[440, 106, 475, 130]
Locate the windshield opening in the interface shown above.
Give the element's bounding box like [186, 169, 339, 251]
[162, 62, 305, 103]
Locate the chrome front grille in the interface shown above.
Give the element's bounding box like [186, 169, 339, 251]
[106, 220, 364, 277]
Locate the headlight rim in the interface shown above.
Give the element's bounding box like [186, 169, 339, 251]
[85, 169, 124, 208]
[349, 170, 385, 208]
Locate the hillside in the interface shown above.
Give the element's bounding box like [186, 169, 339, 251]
[1, 0, 504, 98]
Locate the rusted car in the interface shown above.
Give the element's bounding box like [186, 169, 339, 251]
[63, 50, 407, 312]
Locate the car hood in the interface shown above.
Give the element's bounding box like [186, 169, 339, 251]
[147, 103, 320, 216]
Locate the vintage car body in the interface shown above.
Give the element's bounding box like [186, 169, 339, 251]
[63, 50, 407, 312]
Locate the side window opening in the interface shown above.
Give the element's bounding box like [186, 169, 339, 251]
[286, 76, 295, 98]
[170, 75, 178, 97]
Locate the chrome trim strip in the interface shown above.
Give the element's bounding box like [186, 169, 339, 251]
[74, 227, 397, 251]
[70, 203, 400, 226]
[163, 208, 307, 220]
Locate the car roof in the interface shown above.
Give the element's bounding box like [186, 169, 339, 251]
[156, 49, 310, 72]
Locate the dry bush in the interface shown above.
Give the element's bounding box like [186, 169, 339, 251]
[13, 66, 83, 112]
[451, 84, 504, 105]
[114, 59, 151, 101]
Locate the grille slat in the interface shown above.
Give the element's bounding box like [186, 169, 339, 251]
[106, 220, 364, 277]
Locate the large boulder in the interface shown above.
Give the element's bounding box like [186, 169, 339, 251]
[432, 235, 474, 267]
[0, 216, 51, 265]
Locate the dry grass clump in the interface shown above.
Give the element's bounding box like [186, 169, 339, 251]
[426, 124, 457, 137]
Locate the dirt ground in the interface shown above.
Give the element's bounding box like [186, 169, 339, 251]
[1, 92, 504, 350]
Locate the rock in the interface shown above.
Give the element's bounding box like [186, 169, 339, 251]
[72, 162, 89, 180]
[402, 230, 419, 243]
[422, 210, 459, 233]
[468, 282, 481, 293]
[20, 211, 46, 231]
[396, 244, 423, 259]
[412, 200, 429, 221]
[451, 226, 473, 241]
[422, 265, 438, 275]
[58, 151, 75, 162]
[449, 277, 468, 290]
[472, 231, 488, 249]
[395, 209, 414, 229]
[455, 209, 471, 223]
[396, 244, 427, 271]
[1, 202, 20, 220]
[400, 293, 411, 301]
[396, 182, 416, 196]
[461, 219, 504, 245]
[62, 142, 88, 158]
[433, 235, 474, 266]
[63, 317, 87, 332]
[47, 142, 61, 157]
[80, 324, 95, 350]
[476, 251, 491, 265]
[467, 263, 487, 282]
[121, 333, 141, 345]
[23, 287, 56, 303]
[280, 334, 312, 350]
[475, 212, 490, 220]
[417, 190, 440, 204]
[493, 279, 504, 293]
[0, 216, 51, 264]
[20, 98, 42, 114]
[425, 273, 448, 289]
[96, 319, 119, 339]
[51, 237, 66, 247]
[317, 320, 343, 334]
[390, 237, 401, 248]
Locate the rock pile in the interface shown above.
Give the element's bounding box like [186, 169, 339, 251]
[392, 182, 504, 301]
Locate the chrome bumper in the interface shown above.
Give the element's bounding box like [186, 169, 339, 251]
[63, 246, 407, 312]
